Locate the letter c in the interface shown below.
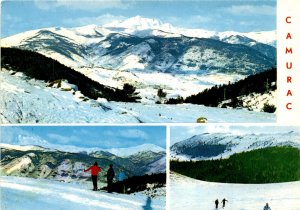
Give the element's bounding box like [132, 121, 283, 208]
[286, 103, 292, 110]
[286, 16, 292, 23]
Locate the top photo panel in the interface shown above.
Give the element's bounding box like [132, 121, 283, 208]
[1, 1, 276, 124]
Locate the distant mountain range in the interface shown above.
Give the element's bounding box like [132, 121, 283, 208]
[171, 131, 300, 161]
[1, 16, 276, 101]
[1, 16, 276, 73]
[0, 143, 166, 182]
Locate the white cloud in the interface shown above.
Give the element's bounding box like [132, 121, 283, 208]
[63, 14, 126, 27]
[104, 129, 149, 140]
[47, 133, 80, 144]
[224, 5, 276, 16]
[119, 129, 149, 139]
[34, 0, 127, 11]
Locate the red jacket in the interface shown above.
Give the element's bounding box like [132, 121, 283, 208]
[84, 165, 101, 176]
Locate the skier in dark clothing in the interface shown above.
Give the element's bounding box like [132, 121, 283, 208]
[84, 162, 102, 191]
[107, 164, 115, 193]
[222, 198, 228, 208]
[215, 199, 219, 209]
[263, 203, 271, 210]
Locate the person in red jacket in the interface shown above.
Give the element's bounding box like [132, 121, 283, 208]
[84, 162, 102, 191]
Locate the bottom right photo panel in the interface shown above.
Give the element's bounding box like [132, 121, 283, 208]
[169, 125, 300, 210]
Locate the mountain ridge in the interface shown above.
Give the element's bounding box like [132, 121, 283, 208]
[171, 131, 300, 161]
[1, 16, 276, 101]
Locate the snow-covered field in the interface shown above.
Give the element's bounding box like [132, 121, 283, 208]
[0, 176, 165, 210]
[71, 66, 244, 102]
[170, 173, 300, 210]
[0, 70, 275, 123]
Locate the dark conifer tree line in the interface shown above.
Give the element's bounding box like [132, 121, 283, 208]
[171, 146, 299, 184]
[184, 67, 276, 106]
[101, 173, 166, 194]
[1, 47, 140, 102]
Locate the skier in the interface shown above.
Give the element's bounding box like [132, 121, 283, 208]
[215, 199, 219, 209]
[263, 203, 271, 210]
[222, 198, 228, 208]
[84, 162, 102, 191]
[107, 164, 115, 193]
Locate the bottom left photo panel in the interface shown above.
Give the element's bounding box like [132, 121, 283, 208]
[0, 125, 166, 210]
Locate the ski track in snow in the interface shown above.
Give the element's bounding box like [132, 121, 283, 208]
[170, 173, 300, 210]
[0, 71, 275, 123]
[0, 176, 165, 210]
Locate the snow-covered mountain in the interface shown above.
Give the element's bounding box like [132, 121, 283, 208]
[104, 144, 165, 157]
[0, 143, 166, 181]
[103, 16, 276, 47]
[1, 16, 276, 102]
[1, 19, 275, 73]
[0, 126, 165, 157]
[170, 131, 300, 161]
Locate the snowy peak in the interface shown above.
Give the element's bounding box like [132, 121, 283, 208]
[106, 143, 165, 157]
[101, 16, 276, 46]
[0, 142, 165, 158]
[103, 16, 173, 31]
[0, 143, 45, 152]
[1, 143, 166, 180]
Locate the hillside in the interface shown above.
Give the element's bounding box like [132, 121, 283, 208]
[1, 17, 276, 101]
[184, 68, 276, 112]
[1, 176, 165, 210]
[170, 146, 300, 183]
[1, 47, 140, 102]
[0, 68, 276, 123]
[170, 131, 300, 161]
[0, 145, 166, 182]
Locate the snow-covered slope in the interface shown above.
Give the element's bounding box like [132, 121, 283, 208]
[143, 156, 166, 175]
[1, 16, 276, 102]
[1, 24, 275, 74]
[170, 172, 300, 210]
[0, 143, 44, 152]
[171, 131, 300, 160]
[105, 144, 165, 157]
[102, 16, 276, 46]
[0, 69, 275, 123]
[218, 90, 276, 112]
[0, 176, 165, 210]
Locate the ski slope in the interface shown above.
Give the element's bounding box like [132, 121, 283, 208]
[0, 70, 276, 123]
[170, 173, 300, 210]
[0, 176, 165, 210]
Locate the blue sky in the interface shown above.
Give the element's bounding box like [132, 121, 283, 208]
[170, 125, 300, 145]
[1, 0, 276, 38]
[1, 126, 166, 148]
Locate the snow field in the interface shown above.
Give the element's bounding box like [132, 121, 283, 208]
[0, 70, 276, 123]
[0, 176, 165, 210]
[170, 173, 300, 210]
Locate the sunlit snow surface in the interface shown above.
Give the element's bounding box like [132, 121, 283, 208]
[170, 173, 300, 210]
[0, 70, 275, 123]
[0, 176, 165, 210]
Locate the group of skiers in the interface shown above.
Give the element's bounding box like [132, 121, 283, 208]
[84, 162, 115, 193]
[215, 198, 228, 209]
[84, 162, 272, 210]
[214, 198, 271, 210]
